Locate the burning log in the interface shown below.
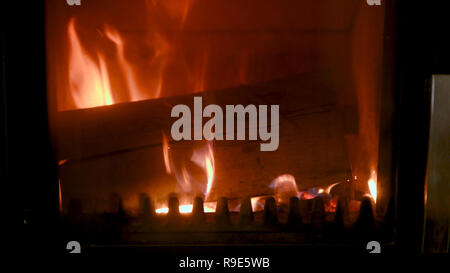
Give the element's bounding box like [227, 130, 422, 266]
[56, 72, 353, 213]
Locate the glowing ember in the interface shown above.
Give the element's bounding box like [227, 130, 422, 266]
[269, 174, 342, 213]
[368, 171, 377, 203]
[68, 18, 114, 108]
[250, 196, 266, 212]
[325, 197, 338, 213]
[299, 192, 316, 200]
[155, 202, 216, 214]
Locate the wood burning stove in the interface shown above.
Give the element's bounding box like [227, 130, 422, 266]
[5, 0, 449, 259]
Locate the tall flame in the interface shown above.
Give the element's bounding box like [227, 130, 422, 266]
[191, 141, 215, 200]
[178, 166, 193, 192]
[162, 132, 172, 174]
[58, 179, 63, 212]
[368, 171, 377, 203]
[205, 157, 214, 197]
[104, 27, 145, 102]
[159, 133, 216, 213]
[63, 1, 254, 111]
[157, 134, 216, 214]
[68, 18, 114, 108]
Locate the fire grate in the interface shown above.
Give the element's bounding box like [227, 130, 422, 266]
[62, 194, 394, 246]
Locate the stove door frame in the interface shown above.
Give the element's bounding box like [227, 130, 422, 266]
[2, 0, 448, 254]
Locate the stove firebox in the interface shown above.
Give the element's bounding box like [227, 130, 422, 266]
[9, 0, 448, 255]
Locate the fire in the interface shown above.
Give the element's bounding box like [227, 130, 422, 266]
[157, 132, 216, 213]
[67, 17, 167, 110]
[270, 174, 342, 213]
[155, 0, 195, 29]
[68, 18, 114, 108]
[162, 132, 172, 174]
[270, 174, 299, 192]
[155, 202, 216, 214]
[368, 171, 377, 203]
[104, 26, 145, 102]
[324, 182, 340, 195]
[58, 179, 63, 212]
[63, 2, 253, 111]
[155, 77, 163, 99]
[193, 49, 210, 93]
[204, 152, 214, 198]
[191, 142, 215, 200]
[250, 196, 265, 212]
[156, 204, 195, 214]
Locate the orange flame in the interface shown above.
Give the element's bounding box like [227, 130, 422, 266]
[193, 49, 209, 92]
[179, 166, 193, 192]
[67, 18, 168, 110]
[68, 18, 114, 108]
[104, 26, 145, 102]
[368, 171, 377, 203]
[63, 3, 253, 111]
[154, 76, 163, 99]
[160, 0, 193, 29]
[191, 142, 215, 200]
[205, 158, 214, 194]
[157, 133, 216, 212]
[270, 174, 300, 204]
[251, 196, 266, 212]
[58, 179, 63, 212]
[162, 132, 171, 174]
[324, 182, 341, 195]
